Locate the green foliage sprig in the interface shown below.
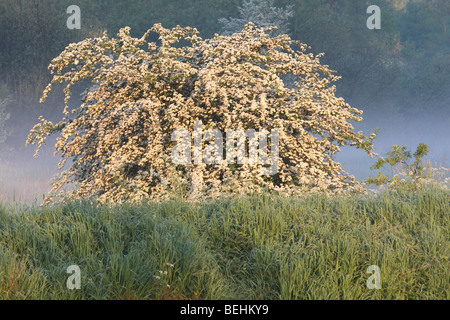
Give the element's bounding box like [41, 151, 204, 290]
[367, 143, 430, 187]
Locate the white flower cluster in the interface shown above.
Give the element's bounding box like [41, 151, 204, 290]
[154, 262, 175, 289]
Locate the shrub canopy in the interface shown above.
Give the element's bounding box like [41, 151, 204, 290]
[27, 23, 376, 204]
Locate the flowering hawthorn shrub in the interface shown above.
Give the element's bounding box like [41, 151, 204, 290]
[27, 23, 377, 204]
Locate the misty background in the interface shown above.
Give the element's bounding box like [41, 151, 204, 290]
[0, 0, 449, 202]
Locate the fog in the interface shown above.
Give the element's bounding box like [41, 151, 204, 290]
[337, 99, 450, 181]
[1, 96, 448, 204]
[1, 0, 449, 203]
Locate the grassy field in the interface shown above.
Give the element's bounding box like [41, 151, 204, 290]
[0, 182, 448, 300]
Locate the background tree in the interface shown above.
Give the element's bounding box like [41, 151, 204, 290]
[0, 0, 100, 107]
[281, 0, 404, 101]
[393, 0, 450, 106]
[1, 0, 447, 113]
[219, 0, 294, 36]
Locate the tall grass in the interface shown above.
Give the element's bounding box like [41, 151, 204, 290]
[0, 182, 448, 300]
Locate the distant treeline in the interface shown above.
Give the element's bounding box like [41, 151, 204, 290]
[0, 0, 449, 113]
